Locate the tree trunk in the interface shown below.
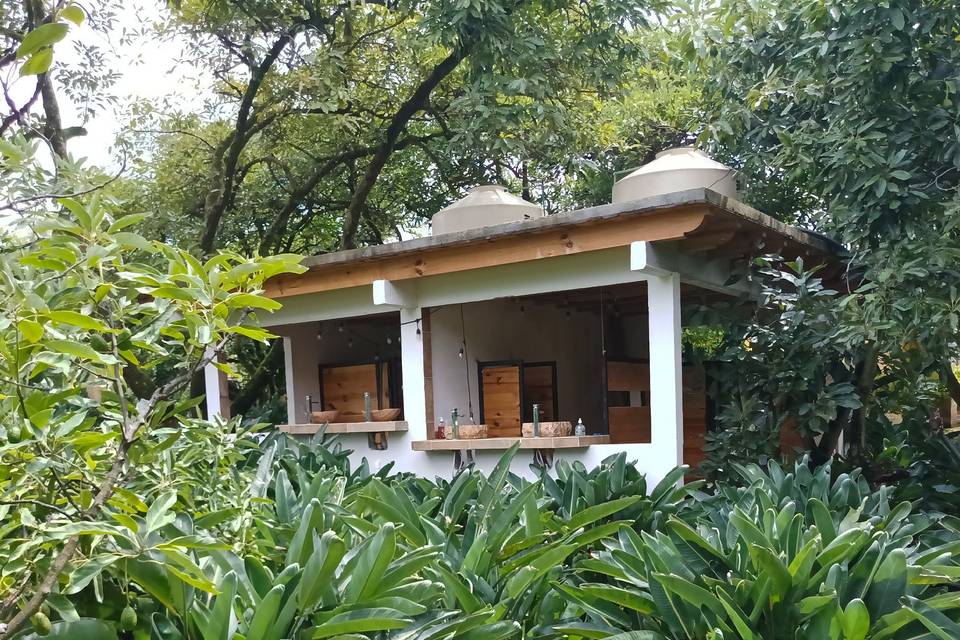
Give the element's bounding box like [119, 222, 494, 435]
[39, 73, 66, 158]
[230, 341, 282, 416]
[199, 34, 292, 255]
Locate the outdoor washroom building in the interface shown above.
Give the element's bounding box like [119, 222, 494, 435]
[204, 148, 844, 483]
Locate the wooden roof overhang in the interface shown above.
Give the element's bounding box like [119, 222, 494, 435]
[264, 188, 846, 300]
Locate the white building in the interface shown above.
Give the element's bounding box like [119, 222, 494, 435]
[205, 149, 844, 484]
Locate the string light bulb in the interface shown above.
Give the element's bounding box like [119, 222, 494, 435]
[338, 322, 344, 332]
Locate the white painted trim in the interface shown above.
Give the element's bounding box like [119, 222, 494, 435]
[203, 348, 230, 420]
[283, 335, 297, 424]
[400, 307, 429, 442]
[632, 240, 749, 296]
[416, 248, 644, 308]
[630, 240, 677, 276]
[260, 285, 381, 327]
[373, 279, 416, 307]
[646, 273, 684, 479]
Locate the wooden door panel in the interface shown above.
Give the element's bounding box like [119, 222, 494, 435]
[481, 365, 521, 436]
[321, 363, 391, 422]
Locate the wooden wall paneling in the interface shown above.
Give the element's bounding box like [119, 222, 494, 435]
[682, 365, 707, 468]
[321, 363, 392, 422]
[481, 364, 522, 437]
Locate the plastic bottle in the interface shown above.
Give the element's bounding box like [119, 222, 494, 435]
[575, 418, 586, 437]
[436, 417, 446, 440]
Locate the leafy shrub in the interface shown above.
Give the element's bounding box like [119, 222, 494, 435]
[558, 457, 960, 639]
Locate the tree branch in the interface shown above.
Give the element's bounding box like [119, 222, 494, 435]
[199, 33, 294, 255]
[338, 43, 471, 249]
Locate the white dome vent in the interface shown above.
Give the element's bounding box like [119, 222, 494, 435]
[431, 185, 543, 236]
[612, 147, 739, 203]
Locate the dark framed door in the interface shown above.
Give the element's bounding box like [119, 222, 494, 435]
[478, 360, 559, 436]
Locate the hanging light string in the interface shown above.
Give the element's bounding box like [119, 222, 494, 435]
[459, 303, 475, 421]
[319, 320, 398, 351]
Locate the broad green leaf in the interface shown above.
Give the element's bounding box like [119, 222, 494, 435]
[310, 608, 411, 638]
[17, 22, 69, 58]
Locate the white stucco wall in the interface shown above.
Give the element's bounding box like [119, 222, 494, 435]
[248, 245, 690, 486]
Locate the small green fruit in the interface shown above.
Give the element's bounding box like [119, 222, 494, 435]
[119, 604, 137, 630]
[31, 611, 52, 635]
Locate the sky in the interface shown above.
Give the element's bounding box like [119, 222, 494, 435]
[51, 1, 204, 167]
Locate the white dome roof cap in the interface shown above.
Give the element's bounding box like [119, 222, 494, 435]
[432, 185, 543, 235]
[440, 184, 542, 212]
[612, 146, 740, 202]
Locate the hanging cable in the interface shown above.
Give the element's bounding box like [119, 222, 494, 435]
[459, 303, 475, 421]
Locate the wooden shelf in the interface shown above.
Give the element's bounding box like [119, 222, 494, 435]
[279, 421, 408, 435]
[411, 435, 609, 451]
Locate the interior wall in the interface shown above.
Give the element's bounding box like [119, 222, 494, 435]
[274, 315, 401, 423]
[429, 299, 606, 432]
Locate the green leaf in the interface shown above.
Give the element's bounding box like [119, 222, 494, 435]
[225, 293, 282, 311]
[65, 554, 120, 594]
[654, 572, 727, 618]
[748, 544, 792, 600]
[20, 48, 54, 76]
[61, 5, 85, 25]
[22, 618, 118, 639]
[46, 339, 116, 364]
[865, 549, 906, 618]
[343, 523, 396, 603]
[48, 310, 109, 331]
[145, 491, 177, 533]
[245, 584, 284, 638]
[309, 608, 412, 638]
[841, 598, 869, 640]
[900, 596, 960, 640]
[300, 532, 346, 611]
[505, 543, 577, 597]
[203, 571, 237, 640]
[17, 22, 69, 58]
[600, 632, 670, 640]
[566, 495, 641, 531]
[18, 319, 43, 343]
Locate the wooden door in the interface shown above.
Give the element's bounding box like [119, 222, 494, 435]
[321, 362, 391, 422]
[480, 364, 522, 436]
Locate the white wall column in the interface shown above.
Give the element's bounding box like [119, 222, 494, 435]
[283, 335, 297, 424]
[278, 325, 322, 424]
[203, 349, 231, 421]
[400, 306, 428, 441]
[647, 273, 683, 475]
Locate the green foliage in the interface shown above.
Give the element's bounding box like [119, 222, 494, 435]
[0, 135, 304, 635]
[559, 457, 960, 639]
[674, 0, 960, 472]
